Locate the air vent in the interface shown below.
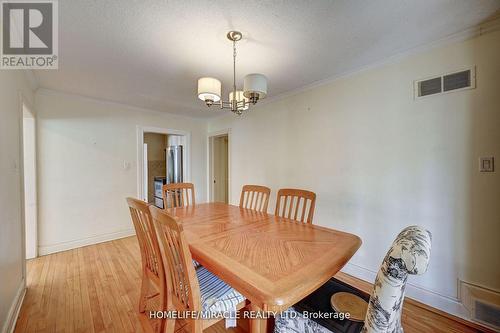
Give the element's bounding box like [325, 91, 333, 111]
[418, 77, 442, 96]
[414, 67, 475, 99]
[444, 70, 471, 91]
[474, 300, 500, 330]
[460, 280, 500, 331]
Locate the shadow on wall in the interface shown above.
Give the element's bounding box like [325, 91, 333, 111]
[463, 29, 500, 293]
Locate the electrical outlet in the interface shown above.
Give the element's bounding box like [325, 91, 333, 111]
[479, 157, 494, 172]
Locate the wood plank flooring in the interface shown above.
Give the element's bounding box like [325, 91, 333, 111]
[13, 236, 489, 333]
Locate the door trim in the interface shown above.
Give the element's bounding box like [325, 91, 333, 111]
[136, 126, 191, 202]
[17, 91, 35, 303]
[207, 129, 231, 203]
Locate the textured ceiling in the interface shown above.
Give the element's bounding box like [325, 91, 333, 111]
[34, 0, 500, 118]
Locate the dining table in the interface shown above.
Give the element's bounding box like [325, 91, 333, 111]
[165, 202, 362, 333]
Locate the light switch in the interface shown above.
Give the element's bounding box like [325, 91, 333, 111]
[479, 157, 494, 172]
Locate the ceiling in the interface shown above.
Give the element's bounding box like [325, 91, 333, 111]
[34, 0, 500, 118]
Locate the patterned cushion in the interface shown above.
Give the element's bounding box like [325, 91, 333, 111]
[197, 266, 246, 315]
[275, 308, 333, 333]
[193, 259, 201, 269]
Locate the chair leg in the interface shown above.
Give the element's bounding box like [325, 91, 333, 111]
[248, 304, 268, 333]
[164, 318, 175, 333]
[139, 276, 149, 313]
[187, 318, 203, 333]
[157, 288, 167, 333]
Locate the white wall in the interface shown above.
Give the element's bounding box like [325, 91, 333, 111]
[22, 107, 37, 260]
[36, 89, 207, 255]
[0, 71, 34, 333]
[208, 30, 500, 316]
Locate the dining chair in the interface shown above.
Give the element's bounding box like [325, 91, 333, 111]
[162, 182, 195, 209]
[126, 197, 166, 333]
[275, 188, 316, 223]
[274, 225, 432, 333]
[239, 184, 271, 212]
[149, 206, 247, 333]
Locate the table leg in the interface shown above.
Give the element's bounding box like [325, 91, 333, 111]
[248, 304, 268, 333]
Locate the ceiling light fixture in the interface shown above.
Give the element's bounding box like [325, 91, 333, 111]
[197, 31, 267, 115]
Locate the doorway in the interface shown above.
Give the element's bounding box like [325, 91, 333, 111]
[143, 132, 168, 205]
[136, 126, 191, 207]
[208, 132, 229, 203]
[22, 103, 37, 259]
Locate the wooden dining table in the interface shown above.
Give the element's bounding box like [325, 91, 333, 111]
[166, 202, 362, 333]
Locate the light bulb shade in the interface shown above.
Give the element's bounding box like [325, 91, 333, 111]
[229, 90, 249, 110]
[198, 77, 221, 102]
[243, 73, 267, 99]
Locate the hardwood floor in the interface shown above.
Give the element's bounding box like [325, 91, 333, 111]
[14, 236, 489, 333]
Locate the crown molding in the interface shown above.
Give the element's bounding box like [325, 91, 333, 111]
[255, 18, 500, 110]
[36, 88, 207, 121]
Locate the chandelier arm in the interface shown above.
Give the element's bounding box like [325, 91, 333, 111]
[220, 101, 234, 109]
[204, 100, 233, 110]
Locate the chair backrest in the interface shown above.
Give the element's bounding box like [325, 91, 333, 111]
[239, 185, 271, 212]
[162, 182, 195, 209]
[275, 188, 316, 223]
[363, 225, 432, 333]
[149, 206, 201, 313]
[126, 197, 165, 285]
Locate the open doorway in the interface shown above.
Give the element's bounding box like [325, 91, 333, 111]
[208, 132, 229, 203]
[22, 103, 37, 259]
[137, 127, 190, 208]
[143, 132, 168, 207]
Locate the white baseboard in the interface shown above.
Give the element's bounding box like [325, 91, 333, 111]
[38, 228, 136, 255]
[1, 278, 26, 333]
[341, 262, 471, 320]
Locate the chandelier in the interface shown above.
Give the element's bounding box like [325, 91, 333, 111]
[197, 31, 268, 115]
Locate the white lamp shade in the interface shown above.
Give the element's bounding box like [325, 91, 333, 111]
[229, 90, 249, 110]
[198, 77, 221, 102]
[243, 73, 267, 99]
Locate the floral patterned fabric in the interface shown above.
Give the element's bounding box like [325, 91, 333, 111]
[274, 226, 432, 333]
[362, 225, 431, 333]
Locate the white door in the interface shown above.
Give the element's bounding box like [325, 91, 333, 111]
[23, 104, 37, 259]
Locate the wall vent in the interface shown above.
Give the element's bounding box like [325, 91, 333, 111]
[474, 300, 500, 330]
[414, 67, 475, 99]
[418, 77, 442, 96]
[460, 280, 500, 331]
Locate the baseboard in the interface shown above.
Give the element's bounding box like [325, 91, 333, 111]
[1, 278, 26, 333]
[341, 262, 471, 321]
[38, 228, 136, 255]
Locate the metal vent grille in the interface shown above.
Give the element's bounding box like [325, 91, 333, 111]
[418, 77, 442, 96]
[474, 300, 500, 330]
[414, 67, 475, 99]
[443, 70, 471, 91]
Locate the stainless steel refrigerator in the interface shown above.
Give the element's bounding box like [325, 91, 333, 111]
[166, 145, 183, 184]
[153, 145, 183, 209]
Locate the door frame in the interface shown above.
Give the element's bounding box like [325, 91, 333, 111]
[18, 92, 37, 280]
[136, 126, 191, 202]
[21, 101, 37, 260]
[207, 129, 231, 203]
